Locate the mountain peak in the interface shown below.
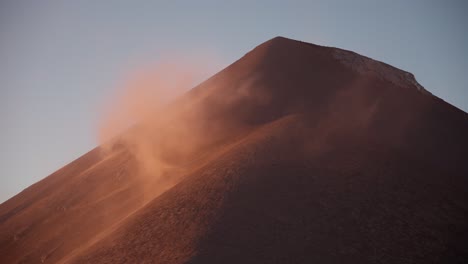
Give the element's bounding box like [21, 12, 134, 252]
[250, 36, 429, 96]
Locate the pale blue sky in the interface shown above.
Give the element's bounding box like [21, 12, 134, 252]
[1, 0, 467, 202]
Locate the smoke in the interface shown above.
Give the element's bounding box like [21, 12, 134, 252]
[97, 55, 222, 192]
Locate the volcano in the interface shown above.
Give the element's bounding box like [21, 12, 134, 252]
[1, 37, 467, 263]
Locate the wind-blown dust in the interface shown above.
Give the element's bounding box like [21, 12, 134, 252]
[97, 57, 221, 193]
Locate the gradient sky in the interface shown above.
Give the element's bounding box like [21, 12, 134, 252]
[1, 0, 467, 202]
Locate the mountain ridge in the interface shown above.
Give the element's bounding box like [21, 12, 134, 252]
[245, 36, 429, 94]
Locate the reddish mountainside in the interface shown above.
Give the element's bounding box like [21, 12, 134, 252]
[1, 37, 467, 263]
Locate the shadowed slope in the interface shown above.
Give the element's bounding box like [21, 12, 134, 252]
[1, 37, 468, 263]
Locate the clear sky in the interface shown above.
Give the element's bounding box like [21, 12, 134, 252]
[1, 0, 467, 202]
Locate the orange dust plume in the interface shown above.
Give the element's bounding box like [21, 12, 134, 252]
[96, 55, 222, 192]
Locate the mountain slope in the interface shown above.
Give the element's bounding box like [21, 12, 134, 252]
[1, 37, 468, 263]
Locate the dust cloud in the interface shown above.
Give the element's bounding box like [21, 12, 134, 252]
[97, 55, 223, 192]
